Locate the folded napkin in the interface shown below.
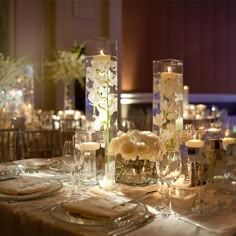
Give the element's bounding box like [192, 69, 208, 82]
[0, 176, 51, 195]
[62, 197, 135, 220]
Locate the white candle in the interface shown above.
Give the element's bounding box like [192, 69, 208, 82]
[94, 50, 111, 61]
[206, 128, 221, 134]
[160, 66, 178, 79]
[185, 139, 204, 148]
[176, 117, 183, 130]
[183, 85, 189, 108]
[222, 137, 235, 150]
[80, 142, 100, 151]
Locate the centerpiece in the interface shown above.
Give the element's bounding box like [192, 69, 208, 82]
[44, 42, 85, 110]
[108, 130, 160, 186]
[85, 38, 118, 185]
[152, 59, 184, 215]
[152, 59, 183, 153]
[0, 53, 32, 128]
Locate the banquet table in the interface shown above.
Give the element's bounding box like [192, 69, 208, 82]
[0, 157, 235, 236]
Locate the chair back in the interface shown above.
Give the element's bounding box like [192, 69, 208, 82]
[0, 128, 20, 162]
[53, 118, 80, 131]
[21, 129, 62, 159]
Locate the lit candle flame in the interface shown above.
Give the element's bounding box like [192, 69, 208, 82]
[168, 66, 171, 73]
[100, 50, 105, 56]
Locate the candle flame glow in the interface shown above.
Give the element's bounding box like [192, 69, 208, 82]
[167, 66, 171, 73]
[100, 50, 105, 56]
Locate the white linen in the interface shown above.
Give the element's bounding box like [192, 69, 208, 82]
[0, 176, 51, 195]
[63, 197, 136, 220]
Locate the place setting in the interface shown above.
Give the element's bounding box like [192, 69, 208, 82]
[0, 174, 63, 202]
[12, 158, 61, 173]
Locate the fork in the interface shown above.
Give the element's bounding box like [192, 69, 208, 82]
[107, 212, 156, 236]
[111, 190, 157, 209]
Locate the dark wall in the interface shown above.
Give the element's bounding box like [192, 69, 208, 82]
[0, 0, 9, 54]
[122, 0, 236, 94]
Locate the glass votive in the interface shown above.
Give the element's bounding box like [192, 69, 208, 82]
[171, 188, 197, 215]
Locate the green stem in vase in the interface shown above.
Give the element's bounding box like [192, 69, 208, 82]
[105, 71, 111, 175]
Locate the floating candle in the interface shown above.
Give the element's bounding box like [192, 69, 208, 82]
[206, 128, 221, 134]
[160, 66, 178, 79]
[222, 137, 236, 150]
[185, 139, 204, 148]
[80, 142, 100, 151]
[94, 50, 111, 61]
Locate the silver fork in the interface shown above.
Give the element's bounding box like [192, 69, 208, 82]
[107, 213, 156, 236]
[111, 190, 157, 209]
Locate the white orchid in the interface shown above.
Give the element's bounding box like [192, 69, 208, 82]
[86, 55, 118, 152]
[153, 70, 183, 152]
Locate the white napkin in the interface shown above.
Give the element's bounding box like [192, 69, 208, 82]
[0, 176, 51, 195]
[62, 197, 135, 220]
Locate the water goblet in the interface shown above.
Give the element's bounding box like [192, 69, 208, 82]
[73, 136, 85, 193]
[74, 130, 102, 187]
[62, 140, 77, 197]
[156, 149, 182, 217]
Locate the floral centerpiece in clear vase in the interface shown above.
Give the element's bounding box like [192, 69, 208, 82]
[153, 59, 183, 154]
[0, 53, 32, 127]
[108, 130, 160, 186]
[152, 59, 184, 215]
[85, 38, 118, 184]
[44, 42, 85, 110]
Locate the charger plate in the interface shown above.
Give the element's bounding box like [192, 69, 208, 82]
[13, 158, 60, 170]
[0, 178, 63, 201]
[50, 200, 148, 227]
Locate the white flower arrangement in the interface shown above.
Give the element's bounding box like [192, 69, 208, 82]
[86, 58, 117, 131]
[44, 42, 85, 86]
[0, 53, 29, 90]
[153, 71, 183, 152]
[108, 130, 160, 162]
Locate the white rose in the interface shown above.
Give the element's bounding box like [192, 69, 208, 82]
[120, 140, 137, 160]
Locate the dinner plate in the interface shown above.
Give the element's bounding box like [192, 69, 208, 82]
[50, 200, 148, 227]
[0, 178, 63, 201]
[49, 162, 71, 173]
[13, 158, 60, 170]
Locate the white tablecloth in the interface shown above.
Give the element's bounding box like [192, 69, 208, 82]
[0, 158, 235, 236]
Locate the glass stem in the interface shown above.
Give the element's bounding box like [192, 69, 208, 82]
[168, 184, 173, 212]
[71, 168, 75, 195]
[160, 181, 166, 208]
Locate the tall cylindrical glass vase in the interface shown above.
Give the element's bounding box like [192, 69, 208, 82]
[85, 38, 118, 186]
[152, 59, 183, 152]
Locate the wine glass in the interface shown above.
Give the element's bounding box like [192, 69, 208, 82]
[73, 135, 85, 193]
[74, 130, 101, 187]
[156, 149, 182, 217]
[62, 140, 78, 197]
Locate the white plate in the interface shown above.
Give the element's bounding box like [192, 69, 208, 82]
[50, 200, 148, 227]
[13, 158, 60, 170]
[0, 178, 63, 201]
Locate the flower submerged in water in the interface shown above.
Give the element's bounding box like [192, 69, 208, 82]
[108, 130, 160, 161]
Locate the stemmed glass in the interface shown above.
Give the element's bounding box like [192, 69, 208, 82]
[156, 149, 182, 216]
[62, 140, 78, 197]
[73, 135, 85, 194]
[74, 130, 102, 187]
